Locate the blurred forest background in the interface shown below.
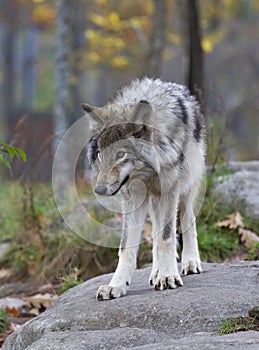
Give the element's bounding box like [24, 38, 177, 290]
[0, 0, 259, 181]
[0, 0, 259, 288]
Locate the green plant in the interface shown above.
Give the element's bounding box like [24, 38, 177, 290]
[247, 242, 259, 261]
[0, 142, 26, 168]
[219, 315, 257, 335]
[58, 268, 83, 294]
[196, 196, 244, 262]
[0, 308, 10, 333]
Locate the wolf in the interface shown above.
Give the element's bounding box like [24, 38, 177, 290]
[83, 77, 206, 300]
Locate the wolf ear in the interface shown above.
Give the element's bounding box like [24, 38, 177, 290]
[81, 103, 103, 133]
[133, 100, 152, 125]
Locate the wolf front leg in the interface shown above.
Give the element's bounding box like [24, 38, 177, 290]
[96, 199, 148, 300]
[149, 187, 183, 290]
[179, 185, 202, 275]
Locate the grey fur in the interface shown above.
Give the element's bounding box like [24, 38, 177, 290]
[84, 77, 206, 299]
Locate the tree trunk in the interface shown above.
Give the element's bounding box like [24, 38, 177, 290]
[22, 26, 38, 111]
[53, 0, 72, 150]
[145, 0, 167, 78]
[52, 0, 73, 191]
[186, 0, 204, 112]
[0, 0, 16, 136]
[70, 0, 86, 121]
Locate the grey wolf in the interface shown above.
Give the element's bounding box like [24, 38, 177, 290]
[83, 77, 206, 300]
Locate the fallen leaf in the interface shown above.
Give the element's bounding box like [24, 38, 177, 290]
[215, 211, 244, 229]
[5, 306, 19, 317]
[238, 227, 259, 249]
[29, 308, 40, 316]
[0, 333, 9, 346]
[23, 293, 58, 310]
[27, 261, 38, 276]
[10, 323, 21, 332]
[0, 269, 12, 279]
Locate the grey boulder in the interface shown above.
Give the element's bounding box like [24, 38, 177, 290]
[212, 160, 259, 220]
[2, 261, 259, 349]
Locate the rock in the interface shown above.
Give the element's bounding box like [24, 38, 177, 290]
[3, 262, 259, 350]
[0, 297, 30, 310]
[212, 160, 259, 221]
[0, 242, 11, 260]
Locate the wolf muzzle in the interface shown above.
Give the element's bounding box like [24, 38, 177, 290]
[95, 175, 130, 196]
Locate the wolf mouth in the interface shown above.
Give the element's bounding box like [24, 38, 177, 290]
[111, 175, 130, 196]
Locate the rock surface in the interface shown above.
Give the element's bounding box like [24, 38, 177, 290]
[212, 160, 259, 220]
[3, 261, 259, 350]
[0, 242, 11, 260]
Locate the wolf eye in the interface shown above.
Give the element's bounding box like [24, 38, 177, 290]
[116, 151, 125, 159]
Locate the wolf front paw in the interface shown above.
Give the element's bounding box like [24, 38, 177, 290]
[181, 258, 202, 276]
[96, 285, 126, 301]
[154, 273, 183, 290]
[149, 269, 158, 286]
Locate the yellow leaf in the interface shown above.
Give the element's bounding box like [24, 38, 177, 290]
[202, 38, 214, 53]
[111, 56, 128, 69]
[87, 52, 101, 64]
[129, 17, 146, 28]
[168, 33, 181, 45]
[89, 13, 107, 28]
[96, 0, 107, 4]
[85, 29, 98, 41]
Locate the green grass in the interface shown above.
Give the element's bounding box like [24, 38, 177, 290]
[0, 179, 258, 283]
[0, 308, 10, 333]
[58, 268, 83, 294]
[197, 195, 245, 262]
[219, 315, 257, 335]
[0, 183, 24, 240]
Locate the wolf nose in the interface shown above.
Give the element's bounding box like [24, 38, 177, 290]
[95, 185, 107, 195]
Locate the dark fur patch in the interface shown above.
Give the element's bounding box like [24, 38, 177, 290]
[159, 139, 168, 152]
[193, 110, 202, 142]
[179, 152, 185, 163]
[98, 123, 150, 150]
[120, 219, 128, 252]
[87, 135, 99, 164]
[163, 222, 172, 240]
[177, 97, 188, 125]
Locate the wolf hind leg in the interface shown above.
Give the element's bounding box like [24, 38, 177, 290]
[97, 198, 148, 300]
[179, 185, 202, 275]
[149, 188, 183, 290]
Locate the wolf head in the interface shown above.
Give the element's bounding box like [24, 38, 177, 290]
[83, 101, 160, 196]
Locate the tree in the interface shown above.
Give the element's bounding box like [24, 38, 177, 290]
[186, 0, 204, 112]
[145, 0, 167, 78]
[52, 0, 73, 190]
[53, 0, 72, 149]
[70, 0, 87, 120]
[22, 25, 38, 111]
[0, 0, 17, 126]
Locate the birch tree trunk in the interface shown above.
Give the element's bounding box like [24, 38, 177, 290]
[145, 0, 167, 78]
[52, 0, 72, 191]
